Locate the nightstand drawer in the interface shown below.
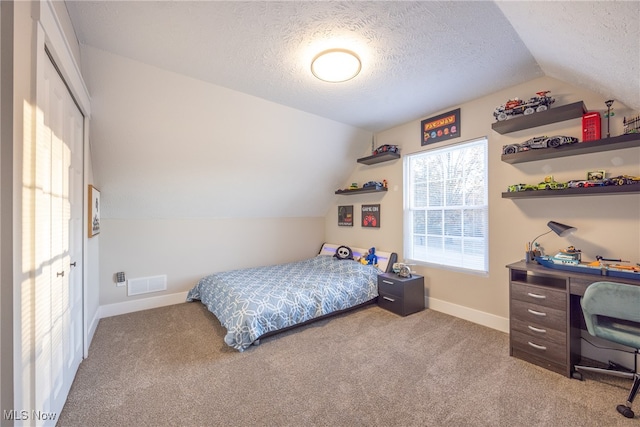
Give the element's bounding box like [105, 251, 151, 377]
[378, 277, 405, 297]
[378, 292, 405, 314]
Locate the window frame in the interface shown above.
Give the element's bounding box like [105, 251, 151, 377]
[403, 137, 489, 275]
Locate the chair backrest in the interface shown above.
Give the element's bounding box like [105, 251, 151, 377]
[581, 281, 640, 349]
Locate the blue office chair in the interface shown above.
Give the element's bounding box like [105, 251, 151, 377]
[575, 281, 640, 418]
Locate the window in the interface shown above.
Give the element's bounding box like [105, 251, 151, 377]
[404, 138, 488, 273]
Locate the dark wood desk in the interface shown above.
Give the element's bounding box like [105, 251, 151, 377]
[507, 261, 640, 377]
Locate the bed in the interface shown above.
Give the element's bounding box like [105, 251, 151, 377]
[186, 243, 397, 351]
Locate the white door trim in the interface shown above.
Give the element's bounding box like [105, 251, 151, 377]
[13, 1, 92, 423]
[35, 0, 93, 358]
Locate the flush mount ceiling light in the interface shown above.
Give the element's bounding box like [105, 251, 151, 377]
[311, 49, 361, 83]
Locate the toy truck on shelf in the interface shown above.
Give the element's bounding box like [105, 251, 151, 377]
[493, 91, 555, 121]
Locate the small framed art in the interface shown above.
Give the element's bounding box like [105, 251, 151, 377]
[88, 185, 101, 237]
[361, 204, 380, 228]
[338, 205, 353, 226]
[587, 170, 605, 181]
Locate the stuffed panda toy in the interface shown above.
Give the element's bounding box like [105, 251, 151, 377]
[333, 245, 354, 261]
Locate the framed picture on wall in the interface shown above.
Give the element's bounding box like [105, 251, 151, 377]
[88, 185, 101, 237]
[338, 205, 353, 226]
[361, 204, 380, 228]
[421, 108, 461, 145]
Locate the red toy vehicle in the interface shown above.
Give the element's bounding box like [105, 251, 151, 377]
[494, 91, 555, 121]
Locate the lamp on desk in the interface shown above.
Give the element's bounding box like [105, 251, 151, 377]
[527, 221, 577, 263]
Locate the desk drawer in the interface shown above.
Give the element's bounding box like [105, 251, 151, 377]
[510, 318, 566, 346]
[511, 283, 566, 310]
[511, 299, 567, 332]
[511, 329, 566, 365]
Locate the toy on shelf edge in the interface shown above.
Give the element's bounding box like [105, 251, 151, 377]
[604, 99, 615, 138]
[362, 181, 384, 189]
[493, 91, 555, 122]
[502, 135, 578, 155]
[582, 112, 602, 141]
[372, 144, 399, 155]
[537, 176, 567, 190]
[623, 115, 640, 135]
[507, 183, 537, 192]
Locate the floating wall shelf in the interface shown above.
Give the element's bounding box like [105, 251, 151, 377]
[335, 187, 388, 195]
[502, 185, 640, 199]
[491, 101, 587, 135]
[356, 152, 400, 165]
[501, 133, 640, 164]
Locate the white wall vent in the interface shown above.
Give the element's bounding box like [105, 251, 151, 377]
[127, 275, 167, 296]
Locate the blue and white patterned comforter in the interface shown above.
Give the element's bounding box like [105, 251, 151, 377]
[186, 255, 382, 351]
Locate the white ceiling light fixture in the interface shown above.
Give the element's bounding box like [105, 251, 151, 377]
[311, 48, 362, 83]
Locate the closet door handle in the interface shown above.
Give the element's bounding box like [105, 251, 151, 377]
[70, 262, 77, 267]
[56, 271, 65, 277]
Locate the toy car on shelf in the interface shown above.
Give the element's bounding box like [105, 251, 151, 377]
[362, 181, 384, 189]
[566, 180, 590, 188]
[507, 183, 537, 192]
[537, 177, 567, 190]
[609, 175, 640, 185]
[373, 144, 399, 155]
[502, 135, 579, 155]
[493, 91, 555, 121]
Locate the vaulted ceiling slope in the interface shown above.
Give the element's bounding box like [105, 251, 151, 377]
[65, 1, 640, 133]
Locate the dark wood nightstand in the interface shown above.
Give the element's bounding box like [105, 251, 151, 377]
[377, 273, 425, 316]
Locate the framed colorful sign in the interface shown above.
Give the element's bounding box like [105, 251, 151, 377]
[338, 205, 353, 226]
[361, 204, 380, 228]
[421, 108, 460, 145]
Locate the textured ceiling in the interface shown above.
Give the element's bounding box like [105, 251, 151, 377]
[64, 1, 639, 133]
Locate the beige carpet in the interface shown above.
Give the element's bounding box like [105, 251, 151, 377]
[58, 302, 637, 426]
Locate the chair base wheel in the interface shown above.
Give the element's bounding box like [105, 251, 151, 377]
[617, 404, 634, 418]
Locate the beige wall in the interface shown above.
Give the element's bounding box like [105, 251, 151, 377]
[326, 75, 640, 326]
[80, 46, 369, 308]
[99, 217, 325, 306]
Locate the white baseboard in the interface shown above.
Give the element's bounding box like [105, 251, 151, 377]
[98, 291, 189, 319]
[428, 297, 509, 333]
[85, 309, 100, 356]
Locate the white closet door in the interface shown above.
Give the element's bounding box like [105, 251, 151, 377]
[34, 53, 84, 422]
